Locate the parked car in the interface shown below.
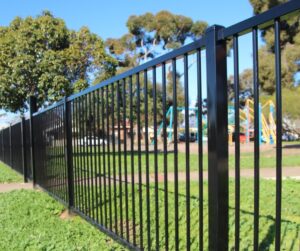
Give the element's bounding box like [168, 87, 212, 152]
[282, 132, 298, 141]
[79, 136, 107, 146]
[178, 132, 197, 142]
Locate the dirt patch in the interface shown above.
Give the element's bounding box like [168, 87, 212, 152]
[0, 183, 33, 193]
[59, 209, 76, 220]
[113, 220, 139, 242]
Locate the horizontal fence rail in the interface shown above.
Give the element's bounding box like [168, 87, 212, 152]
[0, 1, 300, 250]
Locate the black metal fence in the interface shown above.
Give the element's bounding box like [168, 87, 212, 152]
[0, 1, 300, 250]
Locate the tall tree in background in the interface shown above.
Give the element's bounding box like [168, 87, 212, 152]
[0, 11, 117, 113]
[106, 11, 207, 113]
[106, 11, 208, 71]
[249, 0, 300, 94]
[166, 69, 185, 107]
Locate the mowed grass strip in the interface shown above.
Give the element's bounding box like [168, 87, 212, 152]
[0, 161, 22, 183]
[70, 151, 300, 175]
[73, 178, 300, 250]
[0, 178, 299, 250]
[0, 189, 126, 251]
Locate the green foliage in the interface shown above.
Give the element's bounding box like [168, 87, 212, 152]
[228, 68, 254, 100]
[0, 161, 22, 183]
[260, 86, 300, 119]
[0, 189, 125, 250]
[249, 0, 300, 94]
[105, 11, 208, 68]
[0, 11, 117, 113]
[167, 69, 184, 108]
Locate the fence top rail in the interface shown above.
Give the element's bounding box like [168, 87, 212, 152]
[66, 37, 207, 102]
[32, 98, 65, 117]
[0, 118, 23, 132]
[219, 0, 300, 39]
[30, 0, 300, 117]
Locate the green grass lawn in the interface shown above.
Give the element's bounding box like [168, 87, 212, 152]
[0, 189, 125, 251]
[70, 150, 300, 175]
[0, 173, 299, 250]
[71, 178, 300, 250]
[0, 161, 23, 183]
[45, 142, 300, 175]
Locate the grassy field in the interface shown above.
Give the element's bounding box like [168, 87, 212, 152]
[71, 178, 300, 250]
[70, 150, 300, 175]
[0, 189, 125, 251]
[0, 158, 299, 250]
[0, 161, 23, 183]
[43, 141, 300, 175]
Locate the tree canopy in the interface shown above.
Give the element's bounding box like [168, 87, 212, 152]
[105, 11, 208, 71]
[0, 11, 117, 113]
[105, 11, 207, 116]
[249, 0, 300, 94]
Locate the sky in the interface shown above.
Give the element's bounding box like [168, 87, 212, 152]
[0, 0, 255, 126]
[1, 0, 253, 40]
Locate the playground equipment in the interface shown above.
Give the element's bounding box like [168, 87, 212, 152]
[239, 99, 277, 144]
[153, 106, 207, 144]
[152, 99, 277, 145]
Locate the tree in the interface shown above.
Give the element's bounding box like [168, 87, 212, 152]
[105, 11, 208, 70]
[0, 11, 117, 113]
[228, 68, 253, 102]
[249, 0, 300, 94]
[166, 69, 184, 108]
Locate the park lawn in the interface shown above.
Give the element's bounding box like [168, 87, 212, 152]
[0, 189, 125, 251]
[73, 178, 300, 250]
[0, 161, 23, 183]
[71, 150, 300, 175]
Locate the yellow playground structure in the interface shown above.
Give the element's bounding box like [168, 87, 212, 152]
[229, 99, 277, 144]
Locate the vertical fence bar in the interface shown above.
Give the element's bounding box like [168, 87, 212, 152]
[97, 89, 104, 225]
[162, 61, 169, 251]
[129, 75, 137, 246]
[122, 79, 130, 242]
[172, 58, 179, 251]
[89, 92, 96, 221]
[152, 66, 160, 251]
[143, 69, 151, 250]
[105, 87, 112, 230]
[21, 117, 28, 182]
[64, 97, 74, 209]
[85, 94, 92, 218]
[136, 72, 144, 249]
[9, 124, 12, 167]
[117, 81, 124, 237]
[101, 88, 108, 227]
[274, 18, 282, 251]
[93, 91, 99, 224]
[82, 96, 89, 215]
[29, 96, 37, 186]
[252, 27, 260, 251]
[183, 53, 191, 251]
[111, 85, 118, 233]
[1, 130, 3, 161]
[196, 49, 204, 251]
[233, 35, 240, 251]
[73, 100, 79, 210]
[206, 25, 228, 251]
[79, 97, 86, 213]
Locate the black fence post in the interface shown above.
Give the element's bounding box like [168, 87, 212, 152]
[1, 130, 3, 162]
[205, 25, 229, 251]
[29, 96, 37, 186]
[64, 97, 74, 209]
[21, 117, 28, 182]
[9, 124, 12, 167]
